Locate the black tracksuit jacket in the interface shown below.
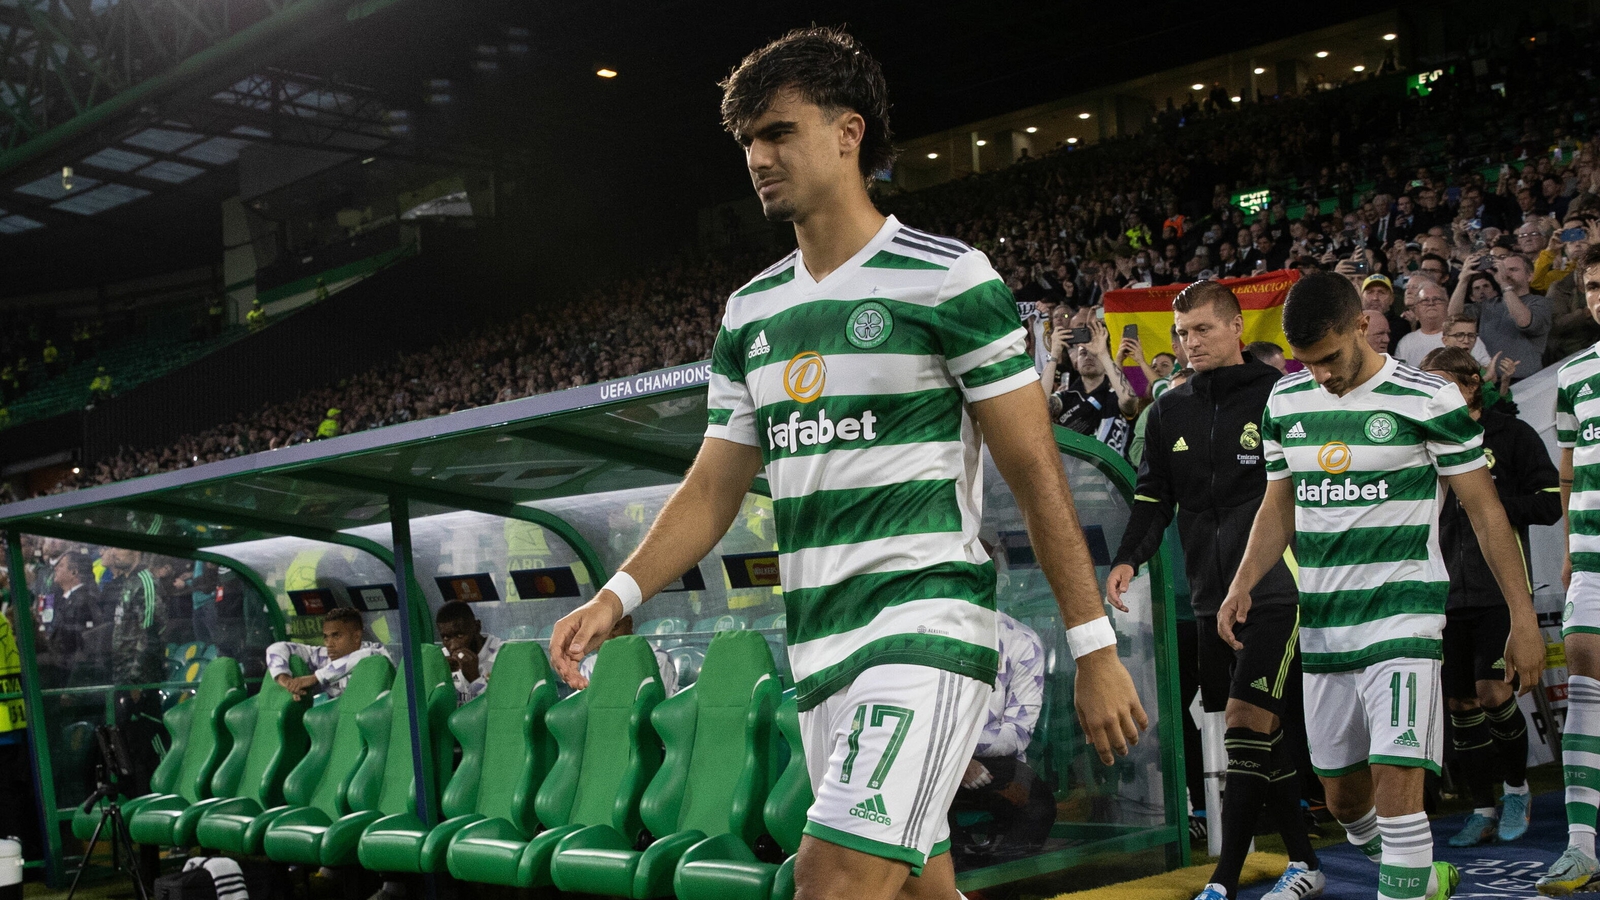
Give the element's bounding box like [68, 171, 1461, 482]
[1112, 358, 1298, 615]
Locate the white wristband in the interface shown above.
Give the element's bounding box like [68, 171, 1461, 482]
[1066, 616, 1118, 660]
[601, 571, 643, 616]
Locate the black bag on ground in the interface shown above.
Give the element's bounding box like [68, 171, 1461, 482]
[153, 866, 218, 900]
[154, 857, 280, 900]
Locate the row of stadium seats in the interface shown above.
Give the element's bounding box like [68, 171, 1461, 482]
[84, 630, 809, 900]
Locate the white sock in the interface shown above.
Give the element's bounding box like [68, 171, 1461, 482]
[1573, 827, 1597, 858]
[1473, 806, 1499, 819]
[1567, 675, 1600, 855]
[1340, 806, 1382, 863]
[1503, 781, 1529, 796]
[1377, 812, 1433, 899]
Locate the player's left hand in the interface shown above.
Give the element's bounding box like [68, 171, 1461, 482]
[1074, 647, 1148, 765]
[1503, 613, 1546, 696]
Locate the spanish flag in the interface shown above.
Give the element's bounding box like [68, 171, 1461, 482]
[1102, 269, 1301, 365]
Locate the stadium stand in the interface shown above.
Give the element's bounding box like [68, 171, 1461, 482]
[6, 29, 1595, 502]
[9, 18, 1600, 900]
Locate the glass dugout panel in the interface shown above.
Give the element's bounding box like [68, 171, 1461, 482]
[212, 534, 401, 647]
[362, 506, 596, 643]
[949, 443, 1177, 888]
[532, 487, 786, 685]
[7, 535, 277, 871]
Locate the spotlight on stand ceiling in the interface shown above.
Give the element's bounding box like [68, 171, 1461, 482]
[596, 67, 617, 78]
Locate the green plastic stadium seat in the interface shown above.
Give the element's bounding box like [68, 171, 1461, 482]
[195, 654, 395, 855]
[76, 659, 245, 842]
[674, 693, 811, 900]
[359, 642, 558, 874]
[550, 630, 781, 898]
[751, 614, 786, 631]
[130, 658, 310, 847]
[263, 647, 454, 867]
[446, 635, 665, 887]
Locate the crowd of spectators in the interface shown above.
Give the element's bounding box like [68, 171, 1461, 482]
[11, 28, 1600, 497]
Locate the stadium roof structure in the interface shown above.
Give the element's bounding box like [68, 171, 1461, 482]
[0, 0, 1399, 294]
[0, 358, 1184, 890]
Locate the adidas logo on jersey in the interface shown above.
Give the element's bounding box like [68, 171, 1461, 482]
[1250, 676, 1269, 692]
[748, 331, 771, 358]
[1393, 729, 1420, 748]
[850, 793, 892, 826]
[1286, 422, 1307, 439]
[1582, 383, 1595, 398]
[1172, 437, 1190, 452]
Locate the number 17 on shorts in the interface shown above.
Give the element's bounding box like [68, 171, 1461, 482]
[797, 665, 990, 871]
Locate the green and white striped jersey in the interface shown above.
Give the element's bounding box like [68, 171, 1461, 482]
[705, 215, 1037, 710]
[1262, 356, 1485, 672]
[1556, 344, 1600, 573]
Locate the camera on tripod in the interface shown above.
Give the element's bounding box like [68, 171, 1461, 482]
[81, 725, 135, 814]
[68, 723, 149, 900]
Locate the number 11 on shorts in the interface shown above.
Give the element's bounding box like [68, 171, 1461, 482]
[840, 704, 914, 790]
[1390, 671, 1417, 728]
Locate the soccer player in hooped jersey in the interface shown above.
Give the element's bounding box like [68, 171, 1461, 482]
[1220, 272, 1544, 900]
[1543, 244, 1600, 895]
[548, 26, 1146, 900]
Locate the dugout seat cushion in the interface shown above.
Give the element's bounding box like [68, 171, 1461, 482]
[130, 657, 306, 847]
[98, 658, 244, 845]
[674, 694, 811, 900]
[549, 630, 780, 898]
[359, 641, 557, 873]
[194, 654, 393, 855]
[446, 635, 664, 887]
[263, 647, 453, 867]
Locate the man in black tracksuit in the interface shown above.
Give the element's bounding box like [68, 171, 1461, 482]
[1420, 346, 1561, 848]
[1105, 281, 1321, 900]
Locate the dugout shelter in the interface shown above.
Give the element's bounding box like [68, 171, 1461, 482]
[0, 360, 1188, 893]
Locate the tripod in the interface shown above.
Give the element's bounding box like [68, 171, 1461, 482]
[65, 727, 150, 900]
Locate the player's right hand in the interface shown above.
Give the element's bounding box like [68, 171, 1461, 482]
[1074, 647, 1149, 765]
[1504, 614, 1546, 696]
[1217, 587, 1252, 651]
[549, 592, 623, 689]
[1105, 564, 1135, 613]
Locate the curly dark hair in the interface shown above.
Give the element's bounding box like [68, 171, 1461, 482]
[719, 25, 895, 179]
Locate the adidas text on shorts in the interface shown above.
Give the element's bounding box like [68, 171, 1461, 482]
[798, 664, 990, 875]
[1304, 656, 1443, 777]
